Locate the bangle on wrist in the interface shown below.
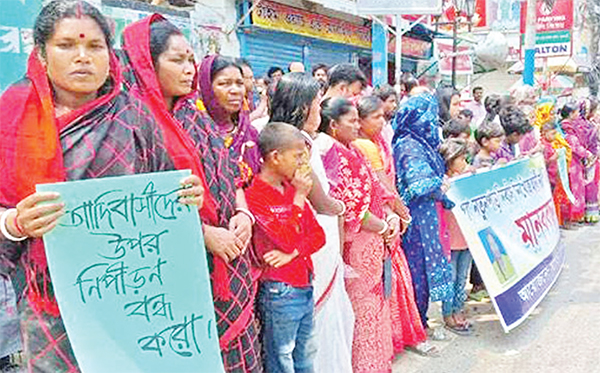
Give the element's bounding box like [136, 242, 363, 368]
[336, 200, 346, 216]
[377, 220, 389, 235]
[400, 215, 412, 224]
[235, 207, 256, 225]
[0, 209, 27, 242]
[386, 214, 400, 224]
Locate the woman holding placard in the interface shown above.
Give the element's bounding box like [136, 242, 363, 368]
[121, 16, 262, 373]
[0, 2, 204, 372]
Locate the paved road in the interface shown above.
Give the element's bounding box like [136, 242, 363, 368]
[393, 224, 600, 373]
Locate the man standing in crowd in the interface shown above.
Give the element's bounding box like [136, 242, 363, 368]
[312, 64, 328, 85]
[323, 63, 367, 100]
[268, 66, 285, 83]
[467, 86, 487, 129]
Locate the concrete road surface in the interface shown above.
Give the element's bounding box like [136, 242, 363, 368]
[392, 224, 600, 373]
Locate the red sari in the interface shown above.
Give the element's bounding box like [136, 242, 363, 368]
[122, 16, 262, 372]
[355, 136, 427, 353]
[322, 137, 394, 373]
[0, 51, 174, 373]
[374, 135, 427, 352]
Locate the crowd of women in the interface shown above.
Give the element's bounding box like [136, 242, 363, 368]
[0, 1, 598, 373]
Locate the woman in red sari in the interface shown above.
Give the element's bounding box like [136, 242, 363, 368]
[0, 2, 203, 372]
[319, 97, 400, 373]
[121, 16, 261, 372]
[354, 96, 432, 356]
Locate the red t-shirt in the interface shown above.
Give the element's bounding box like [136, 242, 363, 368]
[246, 177, 326, 287]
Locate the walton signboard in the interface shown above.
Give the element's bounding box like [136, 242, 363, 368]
[519, 0, 573, 58]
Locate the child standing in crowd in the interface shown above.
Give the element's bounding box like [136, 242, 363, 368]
[473, 121, 505, 169]
[442, 119, 478, 165]
[439, 139, 473, 335]
[495, 105, 534, 162]
[469, 120, 505, 301]
[443, 118, 471, 140]
[457, 109, 474, 128]
[246, 123, 326, 373]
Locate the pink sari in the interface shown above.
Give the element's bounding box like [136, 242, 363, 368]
[561, 119, 588, 222]
[322, 138, 394, 373]
[372, 135, 427, 352]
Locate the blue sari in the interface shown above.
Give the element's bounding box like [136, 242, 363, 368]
[392, 93, 454, 328]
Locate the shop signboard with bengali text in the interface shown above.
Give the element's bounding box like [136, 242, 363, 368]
[252, 0, 371, 49]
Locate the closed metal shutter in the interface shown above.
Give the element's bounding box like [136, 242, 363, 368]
[239, 28, 368, 78]
[239, 29, 304, 78]
[306, 38, 356, 70]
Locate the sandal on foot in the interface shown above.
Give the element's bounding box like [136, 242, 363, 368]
[445, 323, 473, 336]
[407, 341, 440, 357]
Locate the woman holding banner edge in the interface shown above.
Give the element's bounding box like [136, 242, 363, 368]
[0, 1, 205, 372]
[121, 15, 262, 372]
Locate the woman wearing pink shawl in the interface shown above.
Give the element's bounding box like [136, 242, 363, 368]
[575, 98, 599, 223]
[559, 102, 592, 223]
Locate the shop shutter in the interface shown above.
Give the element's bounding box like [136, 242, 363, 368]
[306, 39, 362, 71]
[239, 29, 305, 78]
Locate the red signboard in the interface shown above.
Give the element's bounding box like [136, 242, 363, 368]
[388, 36, 432, 59]
[520, 0, 573, 34]
[473, 0, 486, 28]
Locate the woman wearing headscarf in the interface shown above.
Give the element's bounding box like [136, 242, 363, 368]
[392, 93, 454, 332]
[198, 56, 262, 185]
[0, 2, 204, 372]
[121, 16, 261, 372]
[436, 87, 460, 128]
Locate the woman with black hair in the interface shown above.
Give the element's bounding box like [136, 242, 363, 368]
[560, 102, 592, 225]
[0, 2, 204, 371]
[319, 97, 401, 373]
[121, 16, 262, 372]
[436, 87, 460, 127]
[270, 72, 354, 373]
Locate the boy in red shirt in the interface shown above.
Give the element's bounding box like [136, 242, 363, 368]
[245, 122, 326, 373]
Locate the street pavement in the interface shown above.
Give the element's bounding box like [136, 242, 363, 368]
[392, 224, 600, 373]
